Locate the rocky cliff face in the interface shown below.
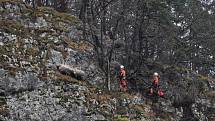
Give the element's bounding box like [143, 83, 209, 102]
[0, 1, 105, 120]
[0, 1, 214, 121]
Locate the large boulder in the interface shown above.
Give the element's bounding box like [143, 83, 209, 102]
[0, 71, 41, 95]
[57, 64, 86, 80]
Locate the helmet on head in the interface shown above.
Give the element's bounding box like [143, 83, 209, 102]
[120, 65, 124, 69]
[153, 72, 159, 76]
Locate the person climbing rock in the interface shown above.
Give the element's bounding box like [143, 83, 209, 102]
[119, 65, 127, 92]
[149, 72, 160, 96]
[149, 72, 165, 98]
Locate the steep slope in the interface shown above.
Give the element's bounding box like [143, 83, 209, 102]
[0, 1, 156, 121]
[0, 0, 104, 120]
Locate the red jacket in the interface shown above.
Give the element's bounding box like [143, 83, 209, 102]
[153, 76, 159, 85]
[120, 69, 126, 80]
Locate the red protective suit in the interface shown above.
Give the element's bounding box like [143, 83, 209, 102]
[119, 69, 127, 91]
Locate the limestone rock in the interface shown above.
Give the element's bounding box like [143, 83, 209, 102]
[57, 64, 86, 80]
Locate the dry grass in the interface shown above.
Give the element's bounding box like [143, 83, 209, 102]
[64, 38, 93, 51]
[0, 105, 9, 117]
[0, 19, 30, 37]
[25, 47, 39, 57]
[53, 72, 88, 86]
[113, 115, 130, 121]
[55, 72, 74, 82]
[97, 94, 112, 103]
[205, 91, 215, 98]
[0, 0, 22, 4]
[131, 104, 145, 112]
[35, 6, 79, 24]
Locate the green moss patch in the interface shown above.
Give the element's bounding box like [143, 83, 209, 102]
[113, 115, 130, 121]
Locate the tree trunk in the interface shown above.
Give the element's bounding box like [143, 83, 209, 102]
[102, 0, 107, 35]
[37, 0, 43, 6]
[107, 59, 111, 91]
[79, 0, 89, 40]
[53, 0, 58, 10]
[58, 0, 68, 12]
[25, 0, 31, 4]
[181, 105, 197, 121]
[46, 0, 49, 6]
[32, 0, 36, 9]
